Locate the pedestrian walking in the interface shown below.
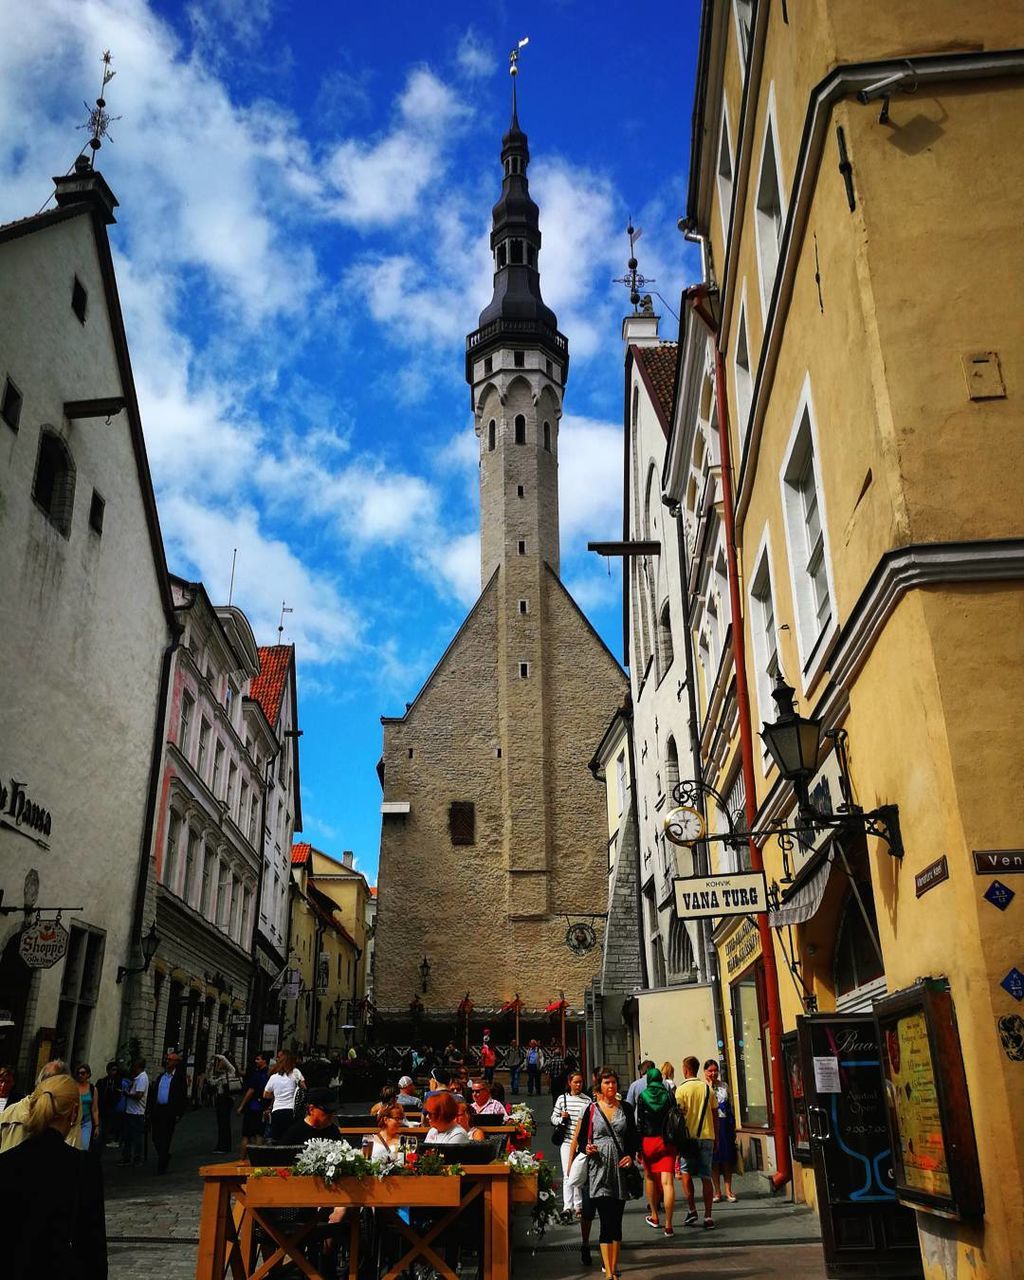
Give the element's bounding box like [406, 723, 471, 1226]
[95, 1062, 123, 1152]
[567, 1067, 640, 1280]
[505, 1039, 525, 1095]
[74, 1064, 100, 1152]
[236, 1051, 270, 1157]
[479, 1033, 497, 1085]
[525, 1040, 544, 1096]
[550, 1069, 591, 1216]
[149, 1048, 188, 1174]
[0, 1072, 106, 1280]
[209, 1053, 236, 1154]
[546, 1046, 567, 1102]
[660, 1060, 676, 1091]
[262, 1051, 305, 1142]
[705, 1059, 738, 1202]
[624, 1058, 655, 1108]
[676, 1055, 718, 1230]
[636, 1066, 677, 1235]
[119, 1058, 149, 1166]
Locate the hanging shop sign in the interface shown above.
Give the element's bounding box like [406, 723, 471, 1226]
[874, 979, 984, 1220]
[914, 856, 949, 897]
[972, 849, 1024, 875]
[0, 776, 53, 849]
[19, 916, 70, 968]
[674, 871, 768, 921]
[316, 955, 329, 995]
[723, 916, 762, 979]
[282, 969, 301, 1000]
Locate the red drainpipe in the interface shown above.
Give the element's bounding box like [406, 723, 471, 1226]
[689, 287, 792, 1192]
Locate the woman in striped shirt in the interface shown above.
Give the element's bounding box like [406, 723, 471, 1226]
[551, 1070, 592, 1214]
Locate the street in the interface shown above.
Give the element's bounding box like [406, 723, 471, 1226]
[103, 1105, 826, 1279]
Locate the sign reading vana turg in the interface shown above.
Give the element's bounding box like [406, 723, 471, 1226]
[19, 917, 69, 969]
[674, 871, 769, 921]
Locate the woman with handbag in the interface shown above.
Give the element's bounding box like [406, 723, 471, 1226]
[567, 1067, 640, 1279]
[636, 1066, 677, 1234]
[550, 1070, 591, 1217]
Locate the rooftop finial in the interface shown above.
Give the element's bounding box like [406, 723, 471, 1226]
[78, 50, 121, 169]
[509, 36, 529, 124]
[612, 221, 657, 314]
[278, 601, 293, 640]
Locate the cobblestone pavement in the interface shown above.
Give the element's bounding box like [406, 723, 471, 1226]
[102, 1104, 824, 1279]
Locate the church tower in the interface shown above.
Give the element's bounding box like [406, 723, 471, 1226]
[373, 82, 626, 1037]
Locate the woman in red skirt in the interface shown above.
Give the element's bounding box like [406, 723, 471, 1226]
[636, 1066, 677, 1235]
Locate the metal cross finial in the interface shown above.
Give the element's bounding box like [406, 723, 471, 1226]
[78, 49, 122, 166]
[612, 221, 657, 313]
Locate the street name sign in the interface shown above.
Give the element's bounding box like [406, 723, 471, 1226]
[674, 871, 769, 920]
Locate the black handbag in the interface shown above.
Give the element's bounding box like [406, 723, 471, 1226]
[599, 1103, 644, 1200]
[551, 1095, 570, 1146]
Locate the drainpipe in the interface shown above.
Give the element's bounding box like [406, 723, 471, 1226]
[686, 280, 793, 1193]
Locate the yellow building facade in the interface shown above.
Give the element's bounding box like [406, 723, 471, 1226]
[662, 4, 1024, 1277]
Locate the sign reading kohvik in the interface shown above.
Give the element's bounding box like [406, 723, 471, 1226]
[674, 871, 769, 920]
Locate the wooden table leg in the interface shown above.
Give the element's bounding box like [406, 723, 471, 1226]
[195, 1180, 230, 1280]
[348, 1209, 361, 1280]
[488, 1175, 511, 1280]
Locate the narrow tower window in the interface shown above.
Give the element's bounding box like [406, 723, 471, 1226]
[1, 377, 22, 431]
[484, 356, 493, 374]
[518, 599, 528, 614]
[488, 419, 496, 451]
[517, 485, 525, 498]
[71, 276, 88, 324]
[32, 429, 76, 537]
[526, 244, 537, 267]
[517, 540, 526, 555]
[88, 489, 105, 535]
[519, 662, 529, 679]
[513, 351, 525, 368]
[514, 415, 526, 444]
[543, 421, 551, 452]
[497, 243, 507, 269]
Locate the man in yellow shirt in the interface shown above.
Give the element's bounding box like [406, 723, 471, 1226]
[675, 1055, 719, 1229]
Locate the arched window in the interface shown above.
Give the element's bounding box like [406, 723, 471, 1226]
[514, 415, 526, 445]
[658, 601, 674, 678]
[668, 917, 695, 981]
[488, 420, 496, 451]
[497, 243, 507, 269]
[543, 421, 551, 452]
[32, 428, 75, 538]
[631, 385, 639, 431]
[665, 735, 680, 796]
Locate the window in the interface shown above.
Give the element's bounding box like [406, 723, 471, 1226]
[519, 662, 529, 678]
[1, 376, 22, 431]
[732, 967, 770, 1126]
[835, 885, 885, 1004]
[615, 752, 627, 817]
[183, 828, 199, 904]
[229, 875, 241, 940]
[163, 812, 181, 890]
[668, 917, 695, 981]
[56, 925, 104, 1069]
[514, 414, 526, 443]
[226, 762, 238, 814]
[517, 485, 524, 498]
[88, 489, 105, 535]
[179, 691, 194, 755]
[717, 99, 734, 243]
[545, 358, 552, 375]
[526, 244, 536, 267]
[733, 0, 753, 67]
[212, 741, 225, 797]
[201, 847, 214, 915]
[755, 96, 786, 315]
[734, 299, 753, 444]
[543, 421, 551, 451]
[750, 543, 781, 747]
[517, 540, 526, 555]
[248, 795, 260, 843]
[197, 719, 211, 779]
[510, 240, 523, 265]
[781, 400, 834, 666]
[518, 599, 528, 614]
[32, 429, 75, 537]
[665, 736, 680, 797]
[487, 419, 496, 451]
[239, 778, 248, 826]
[497, 243, 507, 269]
[448, 801, 475, 846]
[514, 350, 525, 367]
[657, 601, 674, 679]
[484, 356, 493, 374]
[216, 862, 232, 930]
[71, 275, 88, 323]
[724, 768, 751, 872]
[631, 385, 639, 432]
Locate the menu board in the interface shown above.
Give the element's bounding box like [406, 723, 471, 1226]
[881, 1010, 950, 1198]
[781, 1031, 811, 1163]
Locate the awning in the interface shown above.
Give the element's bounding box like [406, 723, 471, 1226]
[769, 843, 836, 928]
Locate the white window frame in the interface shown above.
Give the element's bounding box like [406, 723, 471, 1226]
[716, 95, 735, 247]
[733, 283, 754, 448]
[748, 526, 782, 772]
[779, 375, 838, 690]
[753, 84, 788, 323]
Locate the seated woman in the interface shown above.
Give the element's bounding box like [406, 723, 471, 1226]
[370, 1084, 398, 1118]
[454, 1101, 486, 1142]
[423, 1091, 471, 1144]
[368, 1104, 407, 1160]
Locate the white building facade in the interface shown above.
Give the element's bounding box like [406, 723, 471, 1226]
[0, 160, 175, 1079]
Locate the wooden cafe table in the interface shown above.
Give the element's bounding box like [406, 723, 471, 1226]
[194, 1154, 535, 1280]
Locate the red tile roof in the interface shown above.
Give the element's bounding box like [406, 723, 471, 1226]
[251, 645, 292, 725]
[369, 886, 378, 898]
[634, 343, 678, 436]
[292, 842, 311, 866]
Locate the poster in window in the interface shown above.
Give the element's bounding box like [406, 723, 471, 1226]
[781, 1031, 811, 1163]
[875, 979, 983, 1220]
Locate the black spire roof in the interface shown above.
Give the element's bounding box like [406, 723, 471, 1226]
[466, 104, 568, 384]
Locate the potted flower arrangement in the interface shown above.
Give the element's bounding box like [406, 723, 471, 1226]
[505, 1149, 560, 1238]
[247, 1139, 462, 1207]
[507, 1102, 537, 1150]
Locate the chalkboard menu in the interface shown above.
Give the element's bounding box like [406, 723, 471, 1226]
[781, 1031, 811, 1163]
[799, 1016, 897, 1203]
[874, 979, 984, 1220]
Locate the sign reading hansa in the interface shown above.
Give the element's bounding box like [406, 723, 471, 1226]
[674, 871, 769, 921]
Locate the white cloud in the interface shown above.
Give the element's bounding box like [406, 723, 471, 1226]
[557, 414, 623, 549]
[563, 571, 620, 615]
[429, 532, 480, 605]
[456, 30, 494, 79]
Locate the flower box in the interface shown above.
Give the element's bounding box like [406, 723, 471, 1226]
[245, 1173, 461, 1208]
[511, 1172, 539, 1204]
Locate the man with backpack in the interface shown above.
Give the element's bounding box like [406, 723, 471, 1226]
[675, 1055, 719, 1230]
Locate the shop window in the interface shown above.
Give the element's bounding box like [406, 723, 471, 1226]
[56, 924, 105, 1069]
[834, 886, 885, 1003]
[449, 801, 475, 847]
[732, 967, 770, 1126]
[32, 429, 76, 537]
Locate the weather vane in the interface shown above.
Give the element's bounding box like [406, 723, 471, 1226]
[278, 601, 294, 639]
[78, 50, 121, 166]
[613, 222, 656, 313]
[509, 36, 529, 114]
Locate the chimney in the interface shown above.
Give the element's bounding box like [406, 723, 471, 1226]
[621, 303, 661, 347]
[342, 850, 354, 867]
[53, 156, 119, 226]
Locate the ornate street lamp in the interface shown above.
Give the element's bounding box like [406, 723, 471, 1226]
[419, 956, 431, 993]
[760, 673, 823, 814]
[116, 920, 160, 984]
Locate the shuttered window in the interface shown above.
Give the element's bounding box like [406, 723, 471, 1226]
[449, 801, 476, 846]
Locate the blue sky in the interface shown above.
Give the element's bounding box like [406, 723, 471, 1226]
[1, 0, 700, 879]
